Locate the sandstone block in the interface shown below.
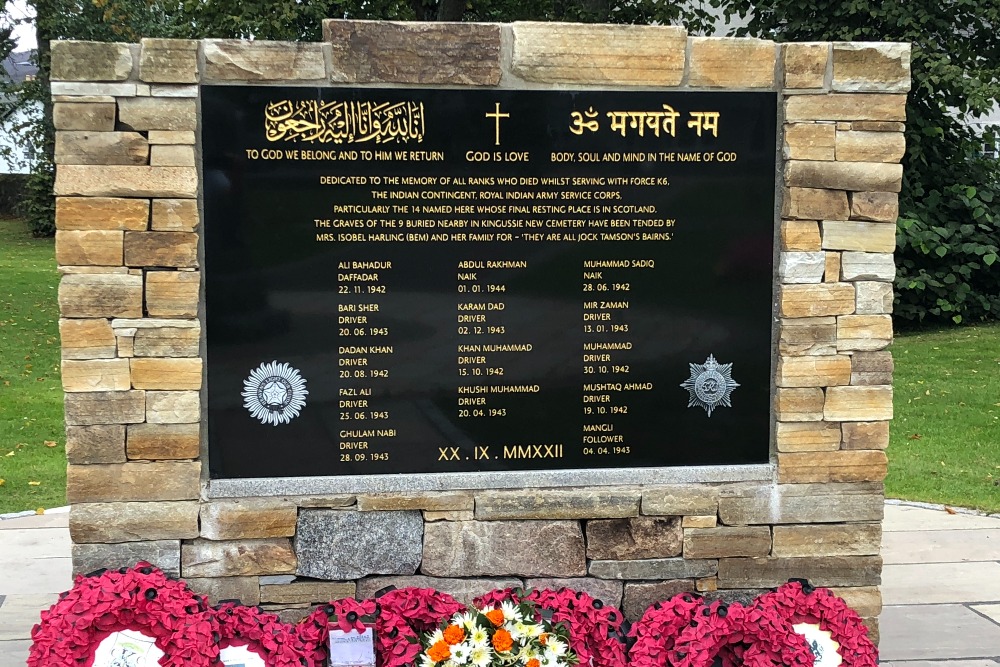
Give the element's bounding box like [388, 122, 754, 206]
[127, 422, 199, 459]
[833, 42, 911, 92]
[201, 499, 298, 540]
[67, 460, 200, 503]
[829, 586, 882, 618]
[589, 557, 717, 580]
[825, 252, 841, 282]
[682, 515, 717, 529]
[187, 577, 261, 605]
[780, 283, 855, 318]
[51, 82, 137, 96]
[822, 219, 897, 253]
[783, 187, 849, 220]
[704, 588, 772, 606]
[139, 38, 199, 83]
[133, 326, 200, 357]
[586, 516, 682, 560]
[719, 482, 884, 525]
[780, 220, 822, 251]
[777, 450, 888, 483]
[697, 577, 718, 592]
[150, 85, 198, 97]
[151, 199, 199, 232]
[60, 273, 143, 318]
[357, 492, 473, 512]
[297, 510, 422, 580]
[784, 124, 835, 160]
[779, 251, 826, 284]
[850, 192, 899, 222]
[776, 355, 851, 388]
[130, 358, 202, 390]
[53, 102, 116, 131]
[204, 40, 327, 81]
[688, 37, 776, 88]
[283, 495, 358, 508]
[779, 316, 837, 356]
[62, 358, 131, 392]
[718, 556, 881, 588]
[55, 230, 123, 267]
[775, 421, 842, 453]
[787, 160, 903, 193]
[422, 520, 584, 577]
[840, 252, 895, 281]
[684, 526, 772, 559]
[261, 582, 356, 605]
[66, 424, 126, 464]
[475, 488, 639, 520]
[56, 197, 149, 231]
[424, 510, 474, 521]
[124, 232, 198, 267]
[117, 334, 135, 358]
[622, 580, 695, 622]
[55, 131, 148, 166]
[512, 22, 685, 86]
[836, 130, 906, 163]
[60, 318, 117, 359]
[324, 21, 498, 85]
[641, 485, 719, 516]
[524, 578, 624, 608]
[118, 98, 196, 131]
[785, 94, 907, 122]
[842, 421, 890, 450]
[149, 131, 197, 145]
[183, 539, 296, 578]
[837, 314, 893, 351]
[775, 387, 825, 422]
[55, 166, 198, 198]
[52, 94, 116, 103]
[71, 500, 200, 543]
[783, 43, 828, 89]
[772, 523, 881, 557]
[853, 121, 904, 132]
[64, 389, 145, 426]
[850, 351, 894, 387]
[855, 281, 894, 314]
[145, 271, 200, 317]
[150, 144, 195, 167]
[51, 41, 132, 81]
[357, 576, 522, 607]
[145, 390, 200, 423]
[73, 540, 180, 577]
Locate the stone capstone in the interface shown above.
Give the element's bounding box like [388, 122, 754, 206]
[204, 40, 327, 81]
[51, 41, 132, 82]
[295, 510, 423, 580]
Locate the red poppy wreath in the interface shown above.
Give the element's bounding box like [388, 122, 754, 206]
[628, 592, 708, 667]
[212, 601, 311, 667]
[28, 562, 219, 667]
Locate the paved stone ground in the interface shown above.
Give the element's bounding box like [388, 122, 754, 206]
[1, 502, 999, 665]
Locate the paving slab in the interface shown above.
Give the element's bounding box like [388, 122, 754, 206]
[0, 509, 69, 530]
[972, 603, 1000, 625]
[0, 594, 58, 641]
[0, 638, 30, 666]
[882, 529, 1000, 564]
[0, 558, 72, 596]
[883, 504, 1000, 532]
[880, 604, 1000, 661]
[882, 561, 1000, 605]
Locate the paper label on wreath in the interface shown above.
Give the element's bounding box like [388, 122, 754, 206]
[92, 629, 165, 667]
[793, 623, 842, 667]
[328, 627, 376, 667]
[219, 643, 267, 667]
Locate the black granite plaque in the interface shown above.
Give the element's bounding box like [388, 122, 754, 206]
[202, 86, 777, 480]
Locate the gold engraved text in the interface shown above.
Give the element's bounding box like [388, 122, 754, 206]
[265, 99, 425, 144]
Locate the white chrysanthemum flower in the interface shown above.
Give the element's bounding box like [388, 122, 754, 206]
[509, 621, 531, 641]
[539, 654, 555, 667]
[469, 644, 491, 667]
[458, 612, 478, 631]
[469, 626, 489, 646]
[546, 639, 567, 657]
[442, 660, 456, 667]
[500, 601, 523, 623]
[429, 629, 445, 646]
[419, 654, 437, 667]
[451, 643, 472, 665]
[524, 623, 543, 638]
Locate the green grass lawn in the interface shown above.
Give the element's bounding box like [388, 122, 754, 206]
[0, 217, 66, 514]
[887, 323, 1000, 513]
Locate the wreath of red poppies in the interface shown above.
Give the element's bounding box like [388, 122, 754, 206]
[212, 601, 311, 667]
[628, 592, 707, 667]
[754, 579, 878, 667]
[27, 562, 219, 667]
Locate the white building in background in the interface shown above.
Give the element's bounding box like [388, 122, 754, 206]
[1, 50, 39, 174]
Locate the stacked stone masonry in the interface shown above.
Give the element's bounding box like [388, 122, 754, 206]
[53, 26, 907, 642]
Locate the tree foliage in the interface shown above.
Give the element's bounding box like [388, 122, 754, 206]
[717, 0, 1000, 325]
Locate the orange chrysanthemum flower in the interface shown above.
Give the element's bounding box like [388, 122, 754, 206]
[527, 659, 540, 667]
[428, 640, 452, 662]
[443, 624, 465, 645]
[485, 609, 505, 627]
[539, 634, 547, 646]
[492, 628, 514, 653]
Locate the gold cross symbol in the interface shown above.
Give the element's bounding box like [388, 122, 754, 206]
[485, 102, 510, 146]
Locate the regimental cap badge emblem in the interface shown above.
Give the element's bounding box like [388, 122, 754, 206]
[680, 353, 740, 417]
[242, 360, 308, 426]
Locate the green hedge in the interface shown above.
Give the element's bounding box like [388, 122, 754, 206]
[0, 173, 29, 217]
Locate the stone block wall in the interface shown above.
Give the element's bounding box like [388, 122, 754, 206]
[52, 23, 909, 641]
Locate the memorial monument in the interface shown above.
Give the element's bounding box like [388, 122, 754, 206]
[51, 21, 908, 638]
